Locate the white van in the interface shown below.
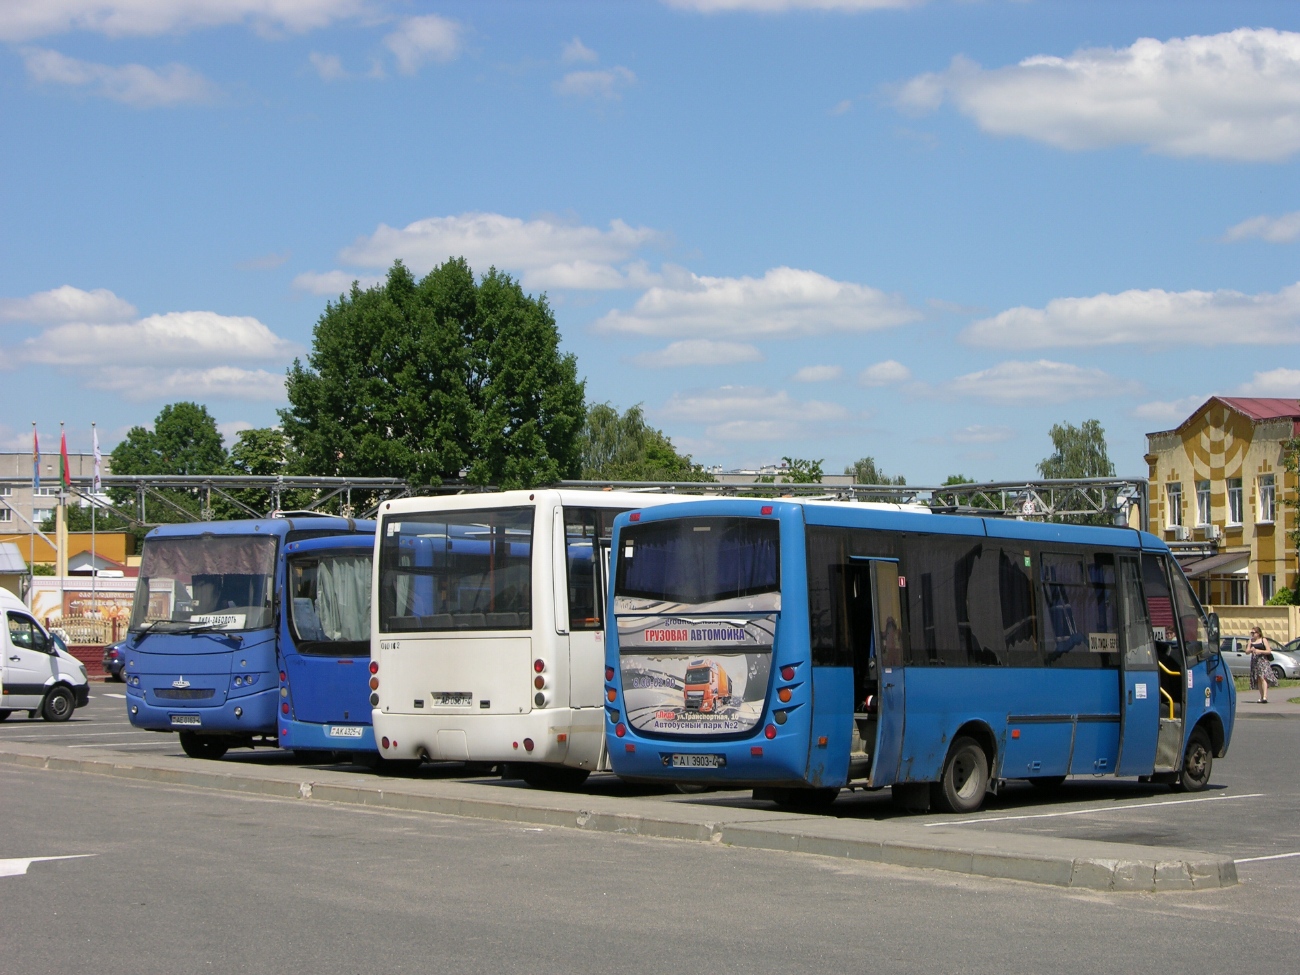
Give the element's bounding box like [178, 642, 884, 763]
[1, 587, 89, 722]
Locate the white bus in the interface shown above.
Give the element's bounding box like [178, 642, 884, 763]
[370, 489, 688, 788]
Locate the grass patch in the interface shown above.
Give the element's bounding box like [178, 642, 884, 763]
[1234, 676, 1300, 692]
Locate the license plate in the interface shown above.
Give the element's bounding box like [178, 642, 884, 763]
[434, 692, 472, 707]
[328, 725, 364, 738]
[672, 753, 723, 768]
[170, 714, 201, 726]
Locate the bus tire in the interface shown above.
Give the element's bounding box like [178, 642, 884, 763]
[518, 765, 590, 791]
[41, 686, 76, 722]
[772, 787, 840, 812]
[932, 736, 990, 814]
[179, 732, 229, 760]
[1027, 775, 1066, 790]
[1172, 726, 1213, 793]
[0, 710, 11, 722]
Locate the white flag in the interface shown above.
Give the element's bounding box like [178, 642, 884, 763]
[92, 425, 102, 493]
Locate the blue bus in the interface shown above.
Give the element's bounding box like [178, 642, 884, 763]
[603, 500, 1233, 813]
[123, 515, 376, 760]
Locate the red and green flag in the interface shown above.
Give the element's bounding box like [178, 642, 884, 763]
[59, 429, 71, 488]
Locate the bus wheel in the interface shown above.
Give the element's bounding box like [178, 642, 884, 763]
[932, 736, 990, 814]
[772, 787, 840, 812]
[41, 686, 76, 722]
[1173, 727, 1212, 793]
[0, 710, 11, 722]
[519, 765, 590, 791]
[1027, 775, 1066, 790]
[179, 732, 229, 760]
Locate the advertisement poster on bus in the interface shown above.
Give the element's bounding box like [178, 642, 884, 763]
[618, 616, 774, 735]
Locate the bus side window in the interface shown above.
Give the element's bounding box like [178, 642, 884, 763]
[1169, 563, 1209, 663]
[566, 507, 625, 631]
[1117, 556, 1156, 670]
[1039, 552, 1118, 669]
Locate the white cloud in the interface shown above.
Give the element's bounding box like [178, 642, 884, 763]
[91, 367, 287, 402]
[665, 1, 923, 11]
[562, 37, 597, 64]
[22, 47, 218, 106]
[792, 364, 843, 383]
[949, 425, 1014, 445]
[1224, 211, 1300, 244]
[597, 266, 919, 339]
[859, 359, 911, 386]
[1132, 395, 1209, 424]
[309, 52, 347, 81]
[218, 420, 256, 445]
[554, 66, 636, 100]
[15, 311, 298, 367]
[964, 282, 1300, 348]
[632, 340, 763, 368]
[829, 98, 852, 116]
[0, 285, 135, 325]
[0, 0, 368, 41]
[1237, 368, 1300, 398]
[895, 29, 1300, 162]
[291, 269, 383, 295]
[336, 211, 662, 288]
[949, 360, 1138, 405]
[659, 385, 850, 441]
[385, 14, 462, 75]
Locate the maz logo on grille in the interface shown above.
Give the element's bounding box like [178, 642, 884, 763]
[172, 677, 191, 688]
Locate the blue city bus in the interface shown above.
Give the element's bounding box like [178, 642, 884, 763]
[123, 515, 376, 760]
[603, 499, 1233, 813]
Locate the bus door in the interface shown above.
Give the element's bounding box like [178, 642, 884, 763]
[1115, 555, 1160, 776]
[1141, 554, 1186, 771]
[840, 557, 906, 788]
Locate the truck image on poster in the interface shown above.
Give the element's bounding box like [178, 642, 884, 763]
[683, 659, 731, 713]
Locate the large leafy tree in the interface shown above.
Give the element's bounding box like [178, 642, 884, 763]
[282, 259, 585, 490]
[109, 402, 228, 527]
[1037, 419, 1115, 479]
[845, 456, 906, 486]
[580, 403, 712, 482]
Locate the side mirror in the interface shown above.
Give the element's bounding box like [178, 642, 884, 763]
[1206, 612, 1220, 647]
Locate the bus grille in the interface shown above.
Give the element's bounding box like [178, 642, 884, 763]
[153, 688, 217, 700]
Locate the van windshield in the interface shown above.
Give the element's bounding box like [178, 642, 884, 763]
[129, 535, 277, 632]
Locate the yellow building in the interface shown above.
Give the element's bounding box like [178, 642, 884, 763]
[1145, 397, 1298, 606]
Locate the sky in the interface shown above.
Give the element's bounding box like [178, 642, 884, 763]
[1, 0, 1298, 484]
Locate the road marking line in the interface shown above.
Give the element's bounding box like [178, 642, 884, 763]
[0, 730, 156, 739]
[65, 741, 174, 749]
[0, 855, 95, 878]
[926, 793, 1266, 826]
[101, 693, 126, 699]
[1235, 851, 1300, 864]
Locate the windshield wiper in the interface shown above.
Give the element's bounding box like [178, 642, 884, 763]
[182, 622, 244, 641]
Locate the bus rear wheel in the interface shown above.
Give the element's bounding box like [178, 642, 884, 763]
[517, 765, 590, 791]
[179, 732, 229, 760]
[932, 736, 990, 814]
[1172, 726, 1212, 793]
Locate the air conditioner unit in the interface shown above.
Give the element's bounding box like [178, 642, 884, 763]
[1170, 525, 1191, 541]
[1198, 524, 1222, 541]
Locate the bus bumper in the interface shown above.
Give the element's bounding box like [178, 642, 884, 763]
[125, 685, 278, 736]
[605, 725, 814, 788]
[279, 716, 376, 752]
[371, 709, 605, 768]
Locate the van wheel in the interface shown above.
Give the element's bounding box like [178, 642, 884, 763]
[932, 736, 990, 814]
[41, 686, 75, 722]
[179, 732, 229, 760]
[518, 765, 590, 791]
[1172, 726, 1212, 793]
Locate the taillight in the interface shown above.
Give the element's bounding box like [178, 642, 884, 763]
[605, 666, 614, 681]
[778, 687, 792, 703]
[780, 665, 795, 681]
[761, 505, 773, 515]
[523, 738, 535, 752]
[279, 670, 287, 682]
[629, 512, 640, 522]
[534, 675, 545, 689]
[533, 659, 545, 673]
[764, 724, 776, 739]
[381, 736, 389, 749]
[615, 723, 626, 737]
[369, 676, 379, 690]
[607, 687, 617, 702]
[369, 661, 379, 675]
[281, 702, 289, 715]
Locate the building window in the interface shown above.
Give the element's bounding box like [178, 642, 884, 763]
[0, 485, 11, 496]
[34, 508, 53, 523]
[1165, 482, 1182, 527]
[1227, 478, 1243, 526]
[1259, 475, 1275, 523]
[1229, 578, 1248, 605]
[34, 486, 59, 497]
[0, 508, 11, 523]
[1261, 574, 1276, 603]
[1196, 481, 1211, 526]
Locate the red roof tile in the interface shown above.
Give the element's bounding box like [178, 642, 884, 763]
[1216, 397, 1300, 421]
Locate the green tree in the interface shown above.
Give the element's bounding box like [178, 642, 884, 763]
[282, 259, 586, 490]
[943, 474, 975, 486]
[38, 504, 131, 534]
[845, 456, 906, 486]
[109, 402, 228, 526]
[581, 403, 713, 481]
[781, 457, 823, 483]
[1037, 419, 1115, 479]
[213, 427, 312, 518]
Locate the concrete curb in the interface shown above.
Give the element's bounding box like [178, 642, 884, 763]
[0, 743, 1238, 893]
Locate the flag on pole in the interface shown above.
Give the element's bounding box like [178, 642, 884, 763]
[92, 425, 102, 493]
[60, 428, 71, 488]
[32, 425, 40, 490]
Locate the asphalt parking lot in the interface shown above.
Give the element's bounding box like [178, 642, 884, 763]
[6, 686, 1298, 879]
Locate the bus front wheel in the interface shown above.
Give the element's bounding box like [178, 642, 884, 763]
[1173, 727, 1212, 793]
[179, 732, 229, 760]
[932, 736, 990, 814]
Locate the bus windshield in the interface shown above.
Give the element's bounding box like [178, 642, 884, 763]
[287, 553, 371, 654]
[378, 507, 533, 632]
[616, 516, 780, 605]
[129, 535, 277, 632]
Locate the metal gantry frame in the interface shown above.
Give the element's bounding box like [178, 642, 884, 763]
[0, 474, 1149, 529]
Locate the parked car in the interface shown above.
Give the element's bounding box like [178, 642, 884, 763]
[102, 640, 127, 681]
[1219, 635, 1300, 681]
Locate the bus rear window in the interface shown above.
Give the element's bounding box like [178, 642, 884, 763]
[616, 517, 779, 605]
[378, 508, 533, 632]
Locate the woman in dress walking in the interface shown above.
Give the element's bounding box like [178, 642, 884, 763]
[1247, 626, 1277, 704]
